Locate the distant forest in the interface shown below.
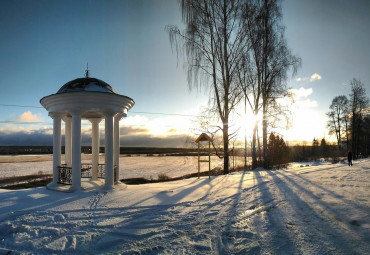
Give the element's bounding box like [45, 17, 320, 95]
[0, 144, 350, 165]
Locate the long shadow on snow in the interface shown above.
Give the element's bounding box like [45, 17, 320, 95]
[296, 164, 348, 175]
[288, 170, 370, 213]
[130, 176, 225, 207]
[254, 170, 299, 254]
[266, 170, 369, 254]
[0, 187, 95, 221]
[277, 170, 367, 236]
[91, 173, 261, 253]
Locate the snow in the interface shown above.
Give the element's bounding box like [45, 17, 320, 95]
[0, 155, 244, 179]
[0, 159, 369, 254]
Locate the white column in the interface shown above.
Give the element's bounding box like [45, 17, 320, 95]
[50, 112, 62, 186]
[104, 112, 115, 189]
[89, 118, 102, 181]
[114, 113, 124, 184]
[64, 117, 72, 167]
[71, 111, 82, 191]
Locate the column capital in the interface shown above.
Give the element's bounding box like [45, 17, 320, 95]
[114, 113, 125, 121]
[69, 110, 83, 116]
[88, 118, 103, 124]
[49, 112, 63, 119]
[103, 111, 117, 118]
[62, 116, 72, 123]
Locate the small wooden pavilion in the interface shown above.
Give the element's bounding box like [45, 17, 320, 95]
[195, 133, 213, 179]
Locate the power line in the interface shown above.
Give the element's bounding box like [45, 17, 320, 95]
[0, 103, 200, 119]
[130, 111, 197, 117]
[0, 121, 51, 124]
[0, 103, 43, 109]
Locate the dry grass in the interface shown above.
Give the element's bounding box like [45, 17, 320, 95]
[0, 174, 52, 189]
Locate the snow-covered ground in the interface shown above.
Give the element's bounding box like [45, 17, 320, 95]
[0, 159, 369, 254]
[0, 155, 245, 180]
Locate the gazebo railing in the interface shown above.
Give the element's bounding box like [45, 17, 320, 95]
[95, 165, 117, 180]
[57, 163, 106, 185]
[81, 164, 92, 178]
[57, 165, 72, 185]
[98, 164, 105, 179]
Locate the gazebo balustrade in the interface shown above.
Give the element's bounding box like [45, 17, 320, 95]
[56, 163, 116, 185]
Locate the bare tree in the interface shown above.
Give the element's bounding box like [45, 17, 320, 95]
[237, 0, 263, 169]
[349, 78, 369, 158]
[238, 0, 300, 168]
[167, 0, 248, 173]
[326, 95, 349, 150]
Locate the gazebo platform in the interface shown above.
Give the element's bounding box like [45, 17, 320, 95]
[46, 179, 127, 193]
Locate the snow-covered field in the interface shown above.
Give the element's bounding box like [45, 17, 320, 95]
[0, 154, 245, 180]
[0, 158, 369, 254]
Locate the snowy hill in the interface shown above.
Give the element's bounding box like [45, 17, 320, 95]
[0, 159, 369, 254]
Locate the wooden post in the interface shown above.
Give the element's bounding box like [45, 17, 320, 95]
[198, 142, 200, 178]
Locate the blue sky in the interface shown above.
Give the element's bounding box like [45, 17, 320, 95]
[0, 0, 369, 146]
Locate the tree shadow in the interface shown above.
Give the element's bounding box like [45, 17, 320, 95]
[253, 170, 299, 254]
[266, 170, 369, 254]
[288, 170, 370, 213]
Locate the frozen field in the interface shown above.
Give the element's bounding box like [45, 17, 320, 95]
[0, 158, 369, 254]
[0, 154, 245, 180]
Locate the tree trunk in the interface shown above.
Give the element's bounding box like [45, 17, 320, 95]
[355, 113, 362, 158]
[262, 104, 268, 169]
[257, 126, 262, 166]
[351, 109, 356, 157]
[337, 112, 342, 151]
[345, 117, 349, 153]
[252, 121, 258, 169]
[223, 121, 229, 174]
[244, 98, 247, 170]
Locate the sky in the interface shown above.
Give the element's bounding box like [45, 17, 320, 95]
[0, 0, 369, 147]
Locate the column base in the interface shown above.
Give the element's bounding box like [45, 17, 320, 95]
[104, 184, 114, 190]
[46, 182, 74, 193]
[69, 186, 81, 192]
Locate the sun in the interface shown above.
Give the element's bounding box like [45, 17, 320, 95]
[230, 110, 263, 141]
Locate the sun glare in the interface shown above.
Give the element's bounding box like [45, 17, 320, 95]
[231, 110, 263, 141]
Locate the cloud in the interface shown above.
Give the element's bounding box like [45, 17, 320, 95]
[0, 129, 53, 145]
[310, 73, 322, 82]
[289, 87, 313, 100]
[295, 77, 304, 82]
[16, 111, 40, 122]
[0, 122, 192, 147]
[295, 73, 322, 83]
[120, 134, 191, 147]
[0, 113, 197, 147]
[289, 87, 317, 109]
[121, 114, 193, 136]
[276, 86, 324, 142]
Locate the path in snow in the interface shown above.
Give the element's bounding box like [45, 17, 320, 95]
[0, 159, 369, 254]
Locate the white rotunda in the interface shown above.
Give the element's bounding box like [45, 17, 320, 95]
[40, 75, 134, 191]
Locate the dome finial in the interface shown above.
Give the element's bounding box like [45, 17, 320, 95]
[85, 62, 89, 78]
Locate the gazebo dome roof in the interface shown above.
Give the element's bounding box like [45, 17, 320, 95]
[57, 77, 117, 94]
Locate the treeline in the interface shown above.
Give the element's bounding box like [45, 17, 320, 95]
[260, 136, 348, 167]
[327, 78, 369, 158]
[289, 138, 346, 163]
[249, 135, 344, 168]
[0, 146, 203, 156]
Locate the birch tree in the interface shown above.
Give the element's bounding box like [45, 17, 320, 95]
[167, 0, 248, 173]
[326, 95, 349, 150]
